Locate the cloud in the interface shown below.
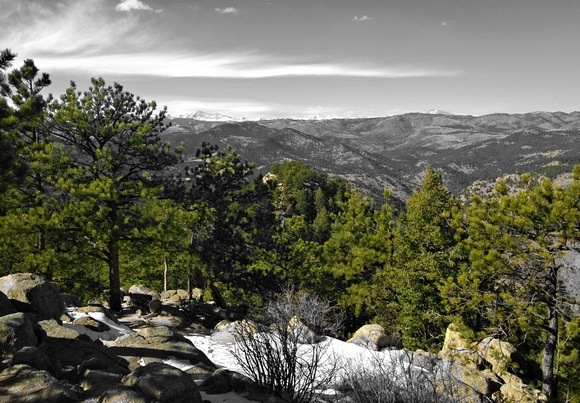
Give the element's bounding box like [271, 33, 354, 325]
[33, 51, 462, 79]
[0, 0, 461, 82]
[215, 7, 239, 15]
[1, 0, 160, 58]
[352, 15, 372, 22]
[115, 0, 153, 12]
[441, 20, 451, 26]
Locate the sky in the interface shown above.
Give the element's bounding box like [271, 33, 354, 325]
[2, 0, 580, 119]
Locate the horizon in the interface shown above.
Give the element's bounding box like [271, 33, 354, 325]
[2, 0, 580, 120]
[170, 109, 580, 122]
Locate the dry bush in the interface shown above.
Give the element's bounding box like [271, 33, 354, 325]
[231, 288, 343, 402]
[337, 349, 486, 403]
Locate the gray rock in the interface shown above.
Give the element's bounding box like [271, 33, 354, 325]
[122, 362, 202, 402]
[0, 312, 38, 352]
[0, 364, 78, 402]
[104, 325, 215, 371]
[73, 316, 111, 332]
[347, 324, 399, 351]
[0, 273, 65, 320]
[128, 284, 160, 299]
[37, 320, 130, 373]
[79, 368, 124, 397]
[148, 298, 162, 314]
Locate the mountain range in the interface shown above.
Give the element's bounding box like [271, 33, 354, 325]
[163, 111, 580, 203]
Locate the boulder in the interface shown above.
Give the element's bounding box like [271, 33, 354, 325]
[439, 323, 480, 368]
[347, 324, 397, 351]
[211, 320, 259, 344]
[476, 337, 517, 375]
[445, 364, 501, 399]
[128, 284, 160, 299]
[288, 316, 318, 344]
[148, 298, 162, 314]
[0, 312, 38, 352]
[12, 346, 52, 371]
[104, 325, 215, 371]
[98, 385, 148, 403]
[79, 368, 124, 397]
[0, 273, 65, 320]
[122, 362, 202, 402]
[493, 381, 548, 402]
[161, 288, 203, 304]
[73, 316, 111, 333]
[0, 364, 78, 402]
[400, 349, 440, 372]
[38, 319, 130, 373]
[61, 293, 81, 308]
[76, 305, 122, 326]
[201, 368, 268, 399]
[0, 291, 17, 317]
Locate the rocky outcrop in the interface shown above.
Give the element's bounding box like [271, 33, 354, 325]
[0, 273, 65, 320]
[438, 324, 546, 403]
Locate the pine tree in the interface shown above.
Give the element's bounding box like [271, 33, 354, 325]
[49, 78, 181, 310]
[444, 167, 580, 400]
[379, 168, 457, 348]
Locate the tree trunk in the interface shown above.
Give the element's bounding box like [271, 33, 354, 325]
[209, 282, 227, 308]
[187, 275, 192, 302]
[107, 241, 122, 311]
[541, 265, 559, 401]
[164, 258, 168, 292]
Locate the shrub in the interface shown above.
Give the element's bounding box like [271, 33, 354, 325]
[231, 288, 343, 402]
[338, 349, 479, 403]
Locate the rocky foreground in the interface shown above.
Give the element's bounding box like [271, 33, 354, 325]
[0, 273, 546, 402]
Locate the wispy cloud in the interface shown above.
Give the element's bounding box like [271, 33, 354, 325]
[1, 0, 159, 57]
[215, 7, 239, 15]
[441, 20, 451, 26]
[1, 1, 461, 82]
[34, 52, 462, 79]
[352, 15, 372, 22]
[115, 0, 154, 12]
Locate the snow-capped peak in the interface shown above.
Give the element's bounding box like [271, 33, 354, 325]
[172, 111, 246, 122]
[427, 109, 453, 115]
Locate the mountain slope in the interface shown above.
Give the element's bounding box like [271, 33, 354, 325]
[163, 111, 580, 202]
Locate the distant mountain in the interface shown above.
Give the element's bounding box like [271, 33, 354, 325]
[164, 111, 580, 204]
[427, 109, 453, 115]
[171, 111, 245, 122]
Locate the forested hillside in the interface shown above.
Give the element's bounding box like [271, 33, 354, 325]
[1, 50, 579, 401]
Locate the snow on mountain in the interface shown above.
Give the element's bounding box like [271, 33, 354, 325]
[173, 111, 246, 122]
[427, 109, 453, 115]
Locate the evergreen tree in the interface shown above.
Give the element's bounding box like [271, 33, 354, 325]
[444, 167, 580, 400]
[0, 48, 24, 193]
[49, 78, 181, 310]
[0, 51, 74, 280]
[321, 188, 394, 333]
[377, 168, 457, 348]
[178, 143, 276, 308]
